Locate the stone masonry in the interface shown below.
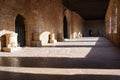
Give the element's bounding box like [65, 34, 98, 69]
[0, 0, 84, 47]
[105, 0, 120, 46]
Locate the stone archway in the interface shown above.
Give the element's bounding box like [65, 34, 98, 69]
[63, 16, 68, 38]
[15, 14, 26, 47]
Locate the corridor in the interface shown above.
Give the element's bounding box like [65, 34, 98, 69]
[0, 37, 120, 80]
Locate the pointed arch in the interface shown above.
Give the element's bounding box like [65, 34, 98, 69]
[15, 14, 26, 47]
[63, 16, 68, 38]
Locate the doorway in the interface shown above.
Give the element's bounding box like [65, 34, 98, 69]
[89, 29, 92, 37]
[63, 16, 68, 38]
[15, 14, 26, 47]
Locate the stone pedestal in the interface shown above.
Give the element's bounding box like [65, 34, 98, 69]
[48, 33, 57, 43]
[57, 33, 63, 42]
[0, 30, 18, 52]
[1, 33, 18, 52]
[31, 32, 41, 47]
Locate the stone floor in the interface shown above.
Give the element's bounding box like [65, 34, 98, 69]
[0, 37, 120, 80]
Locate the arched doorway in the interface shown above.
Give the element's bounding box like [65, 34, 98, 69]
[89, 29, 92, 37]
[63, 16, 68, 38]
[15, 14, 26, 47]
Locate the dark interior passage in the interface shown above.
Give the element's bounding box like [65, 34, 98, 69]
[63, 16, 68, 38]
[15, 14, 26, 47]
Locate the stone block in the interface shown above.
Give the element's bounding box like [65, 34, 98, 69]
[2, 47, 11, 52]
[57, 33, 63, 42]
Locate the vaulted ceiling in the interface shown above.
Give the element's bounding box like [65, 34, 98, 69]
[62, 0, 110, 20]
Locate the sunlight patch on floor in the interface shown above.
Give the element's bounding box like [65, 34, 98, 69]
[0, 47, 92, 58]
[0, 66, 120, 76]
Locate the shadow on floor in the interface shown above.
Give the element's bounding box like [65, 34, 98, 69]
[0, 38, 120, 69]
[0, 37, 120, 80]
[0, 56, 120, 69]
[0, 71, 120, 80]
